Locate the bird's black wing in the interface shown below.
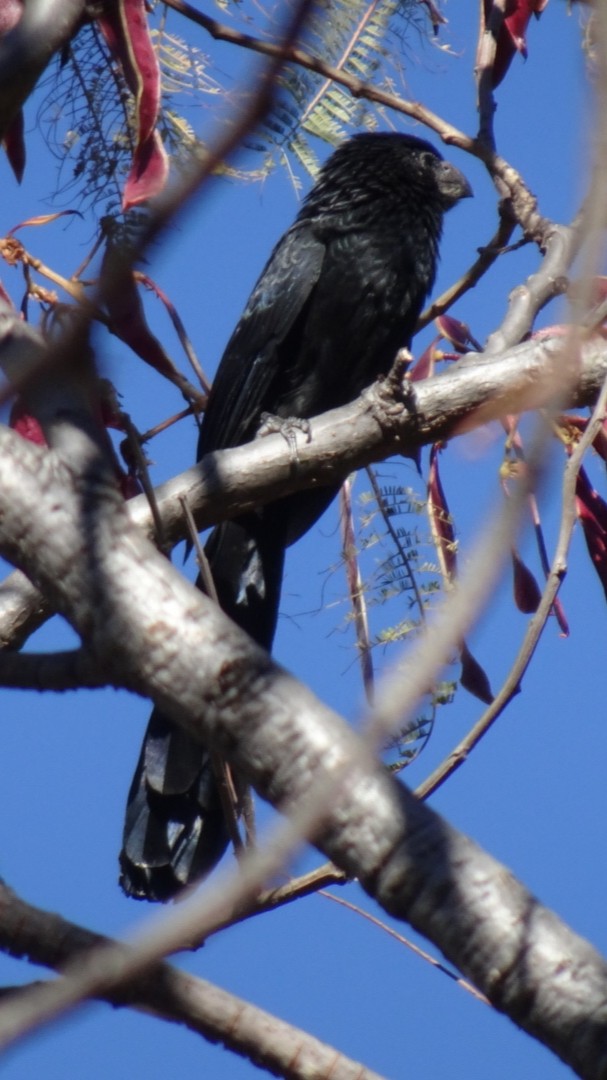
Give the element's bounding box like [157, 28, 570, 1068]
[198, 220, 326, 456]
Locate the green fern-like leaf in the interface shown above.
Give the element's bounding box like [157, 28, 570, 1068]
[256, 0, 447, 181]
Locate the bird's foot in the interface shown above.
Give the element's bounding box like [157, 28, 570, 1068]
[257, 412, 312, 465]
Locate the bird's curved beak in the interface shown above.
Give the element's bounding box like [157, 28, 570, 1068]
[439, 162, 473, 207]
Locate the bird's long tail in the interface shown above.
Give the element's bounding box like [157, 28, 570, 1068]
[119, 512, 286, 901]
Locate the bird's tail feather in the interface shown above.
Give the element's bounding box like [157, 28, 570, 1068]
[119, 513, 286, 900]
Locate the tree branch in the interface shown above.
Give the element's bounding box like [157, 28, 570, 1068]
[0, 648, 105, 690]
[0, 336, 606, 1074]
[484, 224, 582, 355]
[416, 370, 607, 800]
[0, 882, 382, 1080]
[2, 328, 607, 651]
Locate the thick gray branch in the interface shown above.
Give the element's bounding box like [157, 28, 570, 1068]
[0, 360, 606, 1076]
[1, 328, 605, 651]
[483, 225, 581, 355]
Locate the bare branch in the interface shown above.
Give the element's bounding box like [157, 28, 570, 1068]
[319, 891, 489, 1006]
[0, 882, 382, 1080]
[0, 648, 105, 690]
[2, 329, 607, 651]
[475, 0, 506, 149]
[418, 214, 517, 329]
[484, 224, 582, 355]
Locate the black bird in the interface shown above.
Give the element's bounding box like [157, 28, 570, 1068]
[120, 132, 472, 900]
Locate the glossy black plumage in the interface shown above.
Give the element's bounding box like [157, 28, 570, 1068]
[120, 132, 471, 900]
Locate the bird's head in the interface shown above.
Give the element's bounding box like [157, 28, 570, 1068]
[303, 132, 472, 222]
[431, 153, 473, 209]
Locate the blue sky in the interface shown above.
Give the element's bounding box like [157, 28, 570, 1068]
[0, 3, 600, 1078]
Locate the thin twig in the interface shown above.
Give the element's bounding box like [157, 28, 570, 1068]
[319, 890, 490, 1006]
[135, 272, 211, 393]
[163, 0, 470, 141]
[475, 0, 506, 150]
[416, 370, 607, 801]
[204, 863, 348, 941]
[418, 215, 516, 330]
[120, 413, 167, 551]
[339, 478, 374, 702]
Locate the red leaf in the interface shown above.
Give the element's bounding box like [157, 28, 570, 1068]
[434, 314, 481, 353]
[97, 0, 168, 209]
[552, 594, 570, 638]
[123, 130, 168, 210]
[97, 377, 127, 432]
[119, 473, 143, 499]
[0, 0, 25, 180]
[576, 466, 607, 601]
[460, 642, 493, 705]
[9, 383, 142, 500]
[9, 400, 47, 446]
[511, 548, 541, 613]
[485, 0, 549, 88]
[3, 109, 25, 182]
[594, 421, 607, 466]
[103, 248, 179, 379]
[409, 338, 439, 381]
[0, 279, 15, 308]
[576, 464, 607, 533]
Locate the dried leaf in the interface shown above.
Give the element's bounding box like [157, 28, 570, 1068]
[8, 210, 82, 236]
[409, 337, 439, 381]
[427, 444, 457, 581]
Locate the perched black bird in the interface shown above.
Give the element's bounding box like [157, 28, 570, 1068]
[120, 132, 472, 900]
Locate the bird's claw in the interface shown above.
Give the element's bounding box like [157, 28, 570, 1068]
[258, 412, 312, 466]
